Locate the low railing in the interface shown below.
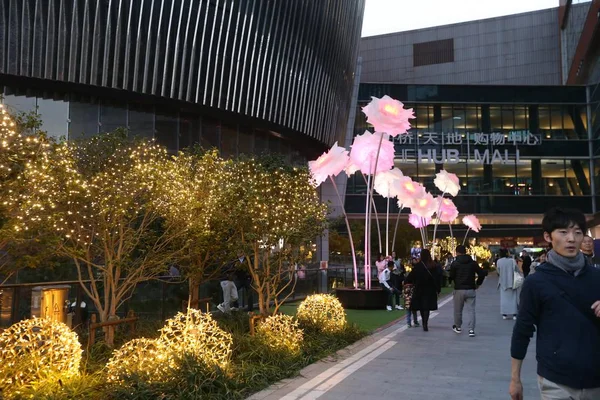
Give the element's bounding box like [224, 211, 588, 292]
[0, 264, 371, 328]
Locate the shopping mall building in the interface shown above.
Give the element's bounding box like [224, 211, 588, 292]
[345, 0, 600, 248]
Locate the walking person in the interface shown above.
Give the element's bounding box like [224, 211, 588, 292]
[581, 235, 594, 266]
[521, 250, 532, 278]
[496, 248, 521, 320]
[406, 249, 441, 331]
[403, 275, 419, 327]
[510, 208, 600, 400]
[450, 245, 487, 337]
[379, 261, 402, 311]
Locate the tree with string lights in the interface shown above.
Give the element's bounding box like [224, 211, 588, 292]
[150, 148, 240, 308]
[0, 105, 57, 281]
[230, 157, 327, 315]
[10, 131, 189, 345]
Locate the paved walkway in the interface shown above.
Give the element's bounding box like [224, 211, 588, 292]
[249, 274, 540, 400]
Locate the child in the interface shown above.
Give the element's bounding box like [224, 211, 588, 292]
[402, 282, 419, 327]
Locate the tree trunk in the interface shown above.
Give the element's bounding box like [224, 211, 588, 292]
[188, 277, 200, 310]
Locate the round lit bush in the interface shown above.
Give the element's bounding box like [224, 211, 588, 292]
[106, 338, 173, 383]
[0, 318, 82, 394]
[159, 309, 232, 367]
[256, 314, 304, 356]
[296, 294, 347, 333]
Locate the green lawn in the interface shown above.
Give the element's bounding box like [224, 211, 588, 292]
[279, 287, 455, 333]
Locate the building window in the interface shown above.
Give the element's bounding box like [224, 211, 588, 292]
[69, 101, 99, 139]
[413, 39, 454, 67]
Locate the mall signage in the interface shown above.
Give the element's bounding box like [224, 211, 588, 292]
[394, 131, 542, 165]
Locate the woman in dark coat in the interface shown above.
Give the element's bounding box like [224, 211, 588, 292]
[406, 249, 441, 331]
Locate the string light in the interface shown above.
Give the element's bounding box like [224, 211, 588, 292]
[255, 314, 304, 355]
[0, 318, 82, 396]
[297, 294, 347, 333]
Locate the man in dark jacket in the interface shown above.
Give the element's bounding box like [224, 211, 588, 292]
[509, 208, 600, 400]
[449, 245, 487, 337]
[521, 250, 532, 277]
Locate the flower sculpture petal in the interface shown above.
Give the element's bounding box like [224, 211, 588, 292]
[409, 214, 431, 228]
[410, 192, 437, 219]
[344, 159, 360, 177]
[434, 169, 461, 197]
[361, 95, 415, 137]
[308, 141, 349, 186]
[373, 167, 403, 198]
[395, 177, 426, 208]
[437, 197, 459, 223]
[463, 214, 482, 232]
[349, 131, 395, 175]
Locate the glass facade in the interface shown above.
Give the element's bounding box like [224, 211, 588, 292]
[0, 86, 309, 165]
[346, 83, 595, 216]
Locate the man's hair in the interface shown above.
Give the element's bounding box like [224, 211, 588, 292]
[455, 245, 467, 255]
[387, 260, 395, 268]
[499, 248, 508, 258]
[542, 207, 586, 235]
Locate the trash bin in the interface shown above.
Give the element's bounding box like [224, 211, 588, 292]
[31, 285, 71, 324]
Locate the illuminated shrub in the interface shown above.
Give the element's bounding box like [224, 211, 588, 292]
[255, 314, 303, 356]
[106, 338, 173, 383]
[296, 294, 347, 333]
[0, 318, 82, 395]
[159, 309, 232, 368]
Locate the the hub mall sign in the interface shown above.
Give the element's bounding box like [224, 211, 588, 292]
[394, 131, 542, 164]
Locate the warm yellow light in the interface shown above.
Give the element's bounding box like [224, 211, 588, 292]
[297, 294, 347, 333]
[256, 314, 304, 356]
[0, 317, 82, 396]
[383, 104, 399, 116]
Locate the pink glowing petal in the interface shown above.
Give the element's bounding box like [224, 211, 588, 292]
[395, 177, 425, 208]
[374, 167, 403, 198]
[362, 96, 415, 137]
[349, 131, 395, 175]
[409, 214, 431, 229]
[436, 197, 459, 223]
[308, 142, 349, 186]
[462, 214, 482, 233]
[434, 170, 461, 197]
[410, 192, 437, 219]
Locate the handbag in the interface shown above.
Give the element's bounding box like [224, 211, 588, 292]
[512, 260, 524, 289]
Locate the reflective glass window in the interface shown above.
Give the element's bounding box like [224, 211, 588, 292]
[179, 114, 200, 150]
[238, 126, 254, 156]
[542, 159, 567, 195]
[201, 117, 220, 150]
[255, 130, 269, 154]
[221, 123, 238, 159]
[100, 102, 127, 133]
[465, 106, 480, 131]
[467, 163, 486, 194]
[514, 107, 528, 131]
[155, 111, 178, 153]
[490, 106, 501, 131]
[1, 93, 36, 114]
[128, 105, 154, 139]
[37, 98, 69, 140]
[69, 101, 99, 139]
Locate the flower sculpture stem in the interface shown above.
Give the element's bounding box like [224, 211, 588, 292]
[432, 190, 446, 243]
[364, 172, 372, 290]
[329, 176, 359, 289]
[361, 173, 383, 254]
[391, 205, 403, 252]
[364, 132, 386, 290]
[462, 227, 471, 245]
[386, 197, 390, 256]
[448, 223, 454, 239]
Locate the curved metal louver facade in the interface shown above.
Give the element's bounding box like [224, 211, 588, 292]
[0, 0, 365, 146]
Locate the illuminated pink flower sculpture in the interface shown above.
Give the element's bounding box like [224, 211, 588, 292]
[362, 96, 415, 137]
[349, 131, 395, 174]
[410, 192, 437, 219]
[409, 214, 431, 229]
[395, 177, 426, 208]
[308, 142, 349, 186]
[374, 167, 403, 198]
[434, 170, 461, 197]
[344, 160, 360, 177]
[436, 197, 459, 223]
[463, 215, 482, 233]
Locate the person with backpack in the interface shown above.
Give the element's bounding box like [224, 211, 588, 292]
[509, 208, 600, 400]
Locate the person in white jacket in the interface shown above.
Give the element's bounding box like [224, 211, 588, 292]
[379, 261, 402, 311]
